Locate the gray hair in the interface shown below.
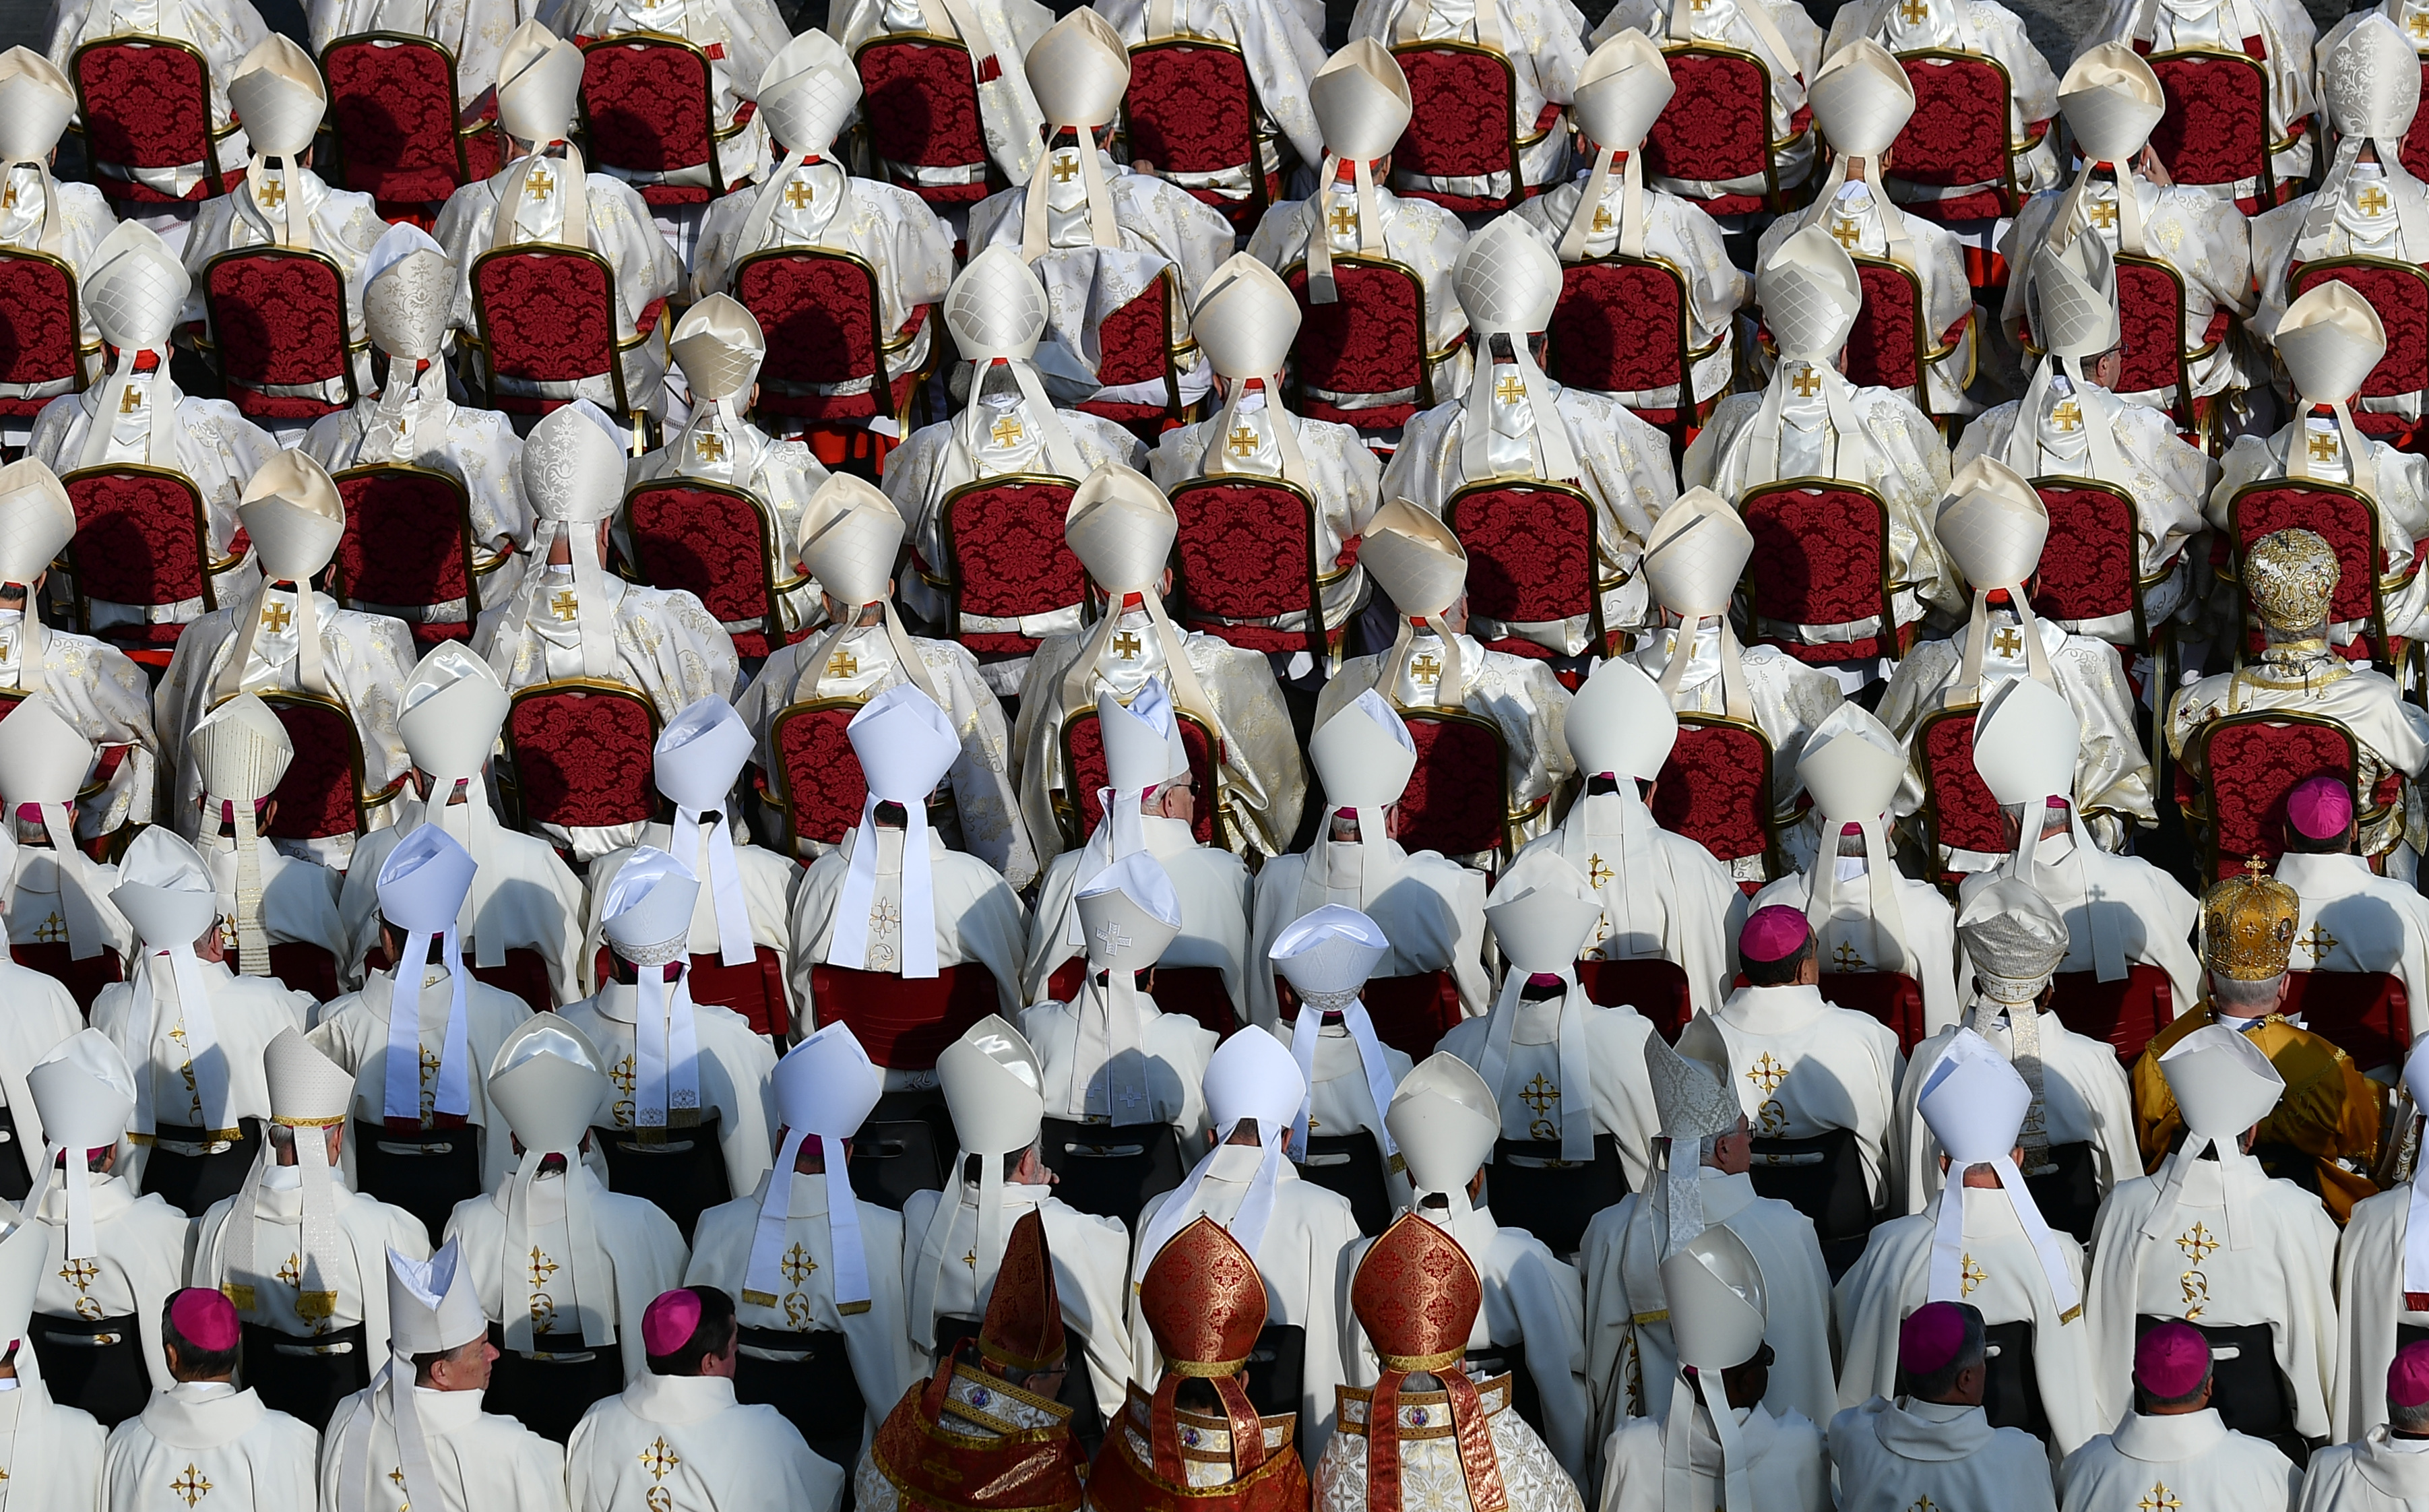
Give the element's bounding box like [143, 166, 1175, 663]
[2211, 974, 2284, 1013]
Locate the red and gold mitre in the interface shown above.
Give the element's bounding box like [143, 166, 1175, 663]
[1350, 1216, 1505, 1512]
[977, 1209, 1066, 1371]
[1143, 1215, 1269, 1375]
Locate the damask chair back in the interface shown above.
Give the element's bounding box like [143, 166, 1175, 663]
[2145, 49, 2279, 211]
[733, 249, 911, 430]
[201, 248, 361, 424]
[2048, 964, 2173, 1063]
[1846, 255, 1934, 408]
[854, 34, 995, 206]
[1168, 476, 1333, 664]
[1123, 40, 1269, 230]
[1048, 959, 1236, 1040]
[2111, 253, 2199, 429]
[1647, 714, 1776, 877]
[2277, 970, 2410, 1073]
[1546, 257, 1703, 443]
[69, 37, 232, 204]
[257, 689, 390, 841]
[1887, 49, 2021, 220]
[1916, 706, 2009, 882]
[321, 33, 498, 215]
[2027, 478, 2145, 644]
[1446, 480, 1605, 656]
[809, 962, 1002, 1067]
[1817, 972, 1930, 1052]
[329, 464, 488, 646]
[1738, 480, 1901, 664]
[1644, 43, 1804, 215]
[1282, 256, 1432, 430]
[1389, 42, 1525, 212]
[578, 34, 731, 205]
[624, 479, 801, 660]
[1397, 705, 1511, 862]
[1074, 266, 1190, 437]
[1274, 969, 1463, 1057]
[769, 698, 870, 852]
[2195, 714, 2358, 880]
[466, 244, 647, 424]
[2407, 59, 2429, 181]
[1057, 703, 1222, 850]
[937, 474, 1084, 661]
[1575, 957, 1693, 1040]
[2224, 478, 2395, 668]
[0, 250, 88, 418]
[61, 466, 229, 662]
[2288, 257, 2429, 435]
[501, 679, 663, 833]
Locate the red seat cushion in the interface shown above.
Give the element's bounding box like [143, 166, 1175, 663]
[0, 253, 80, 392]
[2201, 719, 2354, 878]
[333, 468, 474, 618]
[581, 38, 717, 184]
[942, 479, 1084, 652]
[2029, 482, 2140, 627]
[1448, 483, 1595, 629]
[773, 701, 870, 848]
[71, 40, 219, 199]
[1397, 713, 1504, 858]
[811, 962, 999, 1068]
[1649, 720, 1771, 869]
[1645, 50, 1771, 189]
[323, 38, 480, 204]
[1548, 259, 1686, 397]
[1920, 710, 2007, 863]
[64, 469, 208, 612]
[1891, 54, 2011, 197]
[472, 250, 617, 385]
[2147, 51, 2269, 193]
[264, 697, 364, 841]
[1063, 710, 1218, 847]
[856, 38, 988, 193]
[507, 687, 658, 829]
[206, 249, 352, 395]
[1284, 262, 1426, 420]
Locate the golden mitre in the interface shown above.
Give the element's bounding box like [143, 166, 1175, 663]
[2202, 859, 2299, 981]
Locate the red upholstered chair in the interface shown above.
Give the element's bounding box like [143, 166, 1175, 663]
[1075, 267, 1193, 439]
[2223, 478, 2402, 670]
[1446, 479, 1607, 662]
[199, 247, 362, 425]
[854, 33, 995, 206]
[1847, 255, 1967, 420]
[1817, 971, 1930, 1052]
[2048, 964, 2174, 1063]
[1740, 480, 1903, 666]
[466, 244, 662, 427]
[1397, 705, 1513, 862]
[329, 464, 499, 645]
[623, 480, 807, 661]
[1123, 39, 1271, 232]
[2408, 59, 2429, 181]
[501, 680, 662, 834]
[1389, 42, 1526, 213]
[1917, 707, 2012, 882]
[2111, 253, 2211, 435]
[68, 36, 233, 206]
[1648, 714, 1777, 877]
[935, 475, 1083, 663]
[809, 962, 1001, 1067]
[2288, 258, 2429, 443]
[11, 943, 121, 1013]
[1275, 970, 1463, 1057]
[687, 947, 792, 1040]
[1576, 957, 1693, 1040]
[61, 466, 243, 666]
[2192, 713, 2358, 880]
[1169, 476, 1337, 666]
[2145, 48, 2283, 212]
[1644, 42, 1810, 216]
[578, 34, 743, 206]
[1056, 704, 1223, 851]
[1887, 50, 2029, 221]
[1063, 959, 1237, 1038]
[321, 34, 499, 218]
[259, 689, 401, 841]
[1282, 256, 1437, 431]
[0, 249, 92, 421]
[2278, 970, 2410, 1071]
[1546, 257, 1717, 445]
[2029, 476, 2171, 782]
[265, 942, 340, 1003]
[734, 249, 922, 435]
[765, 699, 869, 852]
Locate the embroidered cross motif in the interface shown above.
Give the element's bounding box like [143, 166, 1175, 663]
[1522, 1073, 1560, 1141]
[2361, 185, 2392, 217]
[2050, 399, 2083, 433]
[1591, 205, 1614, 235]
[389, 1467, 406, 1492]
[550, 590, 579, 622]
[2178, 1222, 2219, 1262]
[1907, 1499, 1936, 1512]
[1586, 854, 1613, 888]
[1410, 652, 1442, 682]
[786, 180, 815, 209]
[1050, 156, 1079, 184]
[59, 1258, 97, 1291]
[695, 431, 726, 463]
[276, 1253, 303, 1290]
[1094, 919, 1131, 957]
[171, 1464, 212, 1506]
[2137, 1483, 2181, 1512]
[639, 1437, 681, 1479]
[2180, 1268, 2210, 1319]
[961, 1249, 978, 1271]
[989, 414, 1024, 447]
[261, 601, 292, 634]
[1110, 630, 1143, 660]
[525, 165, 556, 200]
[1790, 366, 1822, 398]
[3, 185, 16, 210]
[1493, 373, 1526, 404]
[2303, 920, 2339, 961]
[119, 385, 144, 414]
[1959, 1254, 1986, 1296]
[2085, 199, 2118, 230]
[825, 650, 858, 680]
[259, 177, 285, 208]
[782, 1243, 817, 1286]
[1327, 203, 1358, 238]
[32, 912, 65, 944]
[1897, 0, 1928, 18]
[526, 1246, 559, 1289]
[1828, 218, 1863, 249]
[609, 1056, 637, 1096]
[418, 1046, 443, 1123]
[1226, 424, 1259, 458]
[1744, 1052, 1788, 1094]
[1832, 940, 1866, 970]
[2411, 11, 2428, 36]
[1991, 625, 2024, 658]
[2308, 430, 2340, 462]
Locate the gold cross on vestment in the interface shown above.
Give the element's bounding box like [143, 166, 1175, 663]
[782, 1243, 818, 1286]
[389, 1468, 407, 1492]
[261, 601, 292, 634]
[2, 184, 16, 211]
[550, 590, 579, 622]
[1494, 372, 1527, 404]
[2178, 1221, 2220, 1261]
[1050, 155, 1079, 184]
[1327, 203, 1359, 238]
[33, 912, 66, 944]
[640, 1438, 681, 1480]
[2050, 399, 2083, 432]
[526, 1246, 559, 1289]
[2304, 920, 2339, 960]
[1587, 853, 1614, 888]
[59, 1258, 97, 1290]
[1897, 0, 1928, 18]
[2088, 199, 2118, 230]
[276, 1253, 303, 1290]
[1226, 424, 1259, 458]
[1744, 1052, 1788, 1094]
[2309, 429, 2341, 462]
[1520, 1073, 1560, 1114]
[1829, 218, 1863, 249]
[1832, 939, 1866, 970]
[695, 431, 726, 463]
[826, 649, 858, 679]
[259, 177, 284, 208]
[961, 1249, 978, 1271]
[1791, 366, 1822, 398]
[1992, 625, 2024, 658]
[525, 165, 556, 200]
[1908, 1499, 1937, 1512]
[786, 180, 815, 209]
[171, 1465, 212, 1507]
[2361, 184, 2393, 217]
[988, 414, 1024, 447]
[2411, 10, 2429, 37]
[1591, 204, 1615, 235]
[118, 385, 143, 414]
[1410, 650, 1442, 681]
[1110, 629, 1143, 660]
[1959, 1253, 1986, 1296]
[609, 1056, 637, 1096]
[2137, 1484, 2182, 1512]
